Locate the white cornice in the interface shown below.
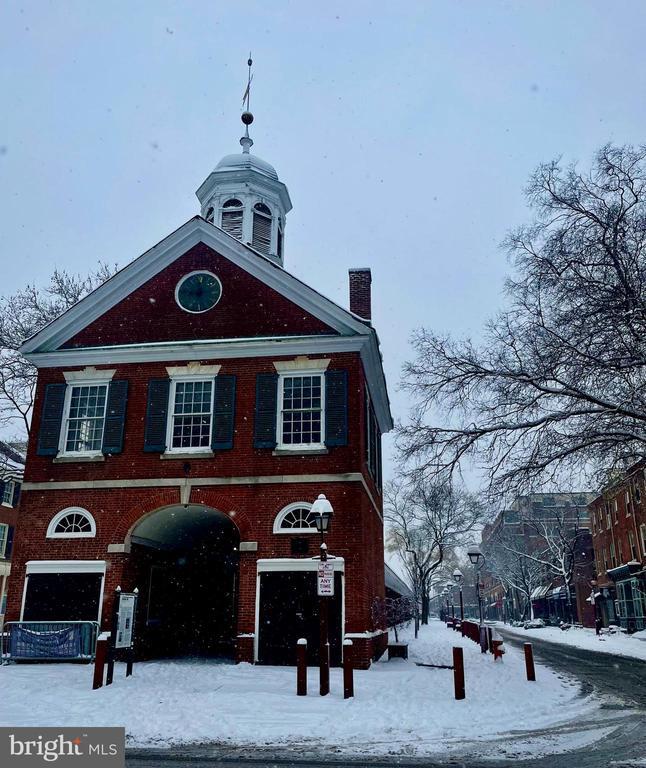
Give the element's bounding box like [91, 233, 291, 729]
[26, 335, 359, 366]
[25, 333, 393, 432]
[20, 217, 370, 354]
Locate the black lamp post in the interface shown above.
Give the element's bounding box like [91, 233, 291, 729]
[453, 569, 464, 634]
[467, 545, 487, 652]
[312, 493, 334, 696]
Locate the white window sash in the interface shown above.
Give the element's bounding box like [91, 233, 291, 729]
[2, 480, 14, 506]
[165, 376, 216, 453]
[58, 380, 110, 456]
[0, 524, 7, 557]
[276, 370, 325, 450]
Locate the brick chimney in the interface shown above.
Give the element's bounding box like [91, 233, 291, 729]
[349, 268, 372, 321]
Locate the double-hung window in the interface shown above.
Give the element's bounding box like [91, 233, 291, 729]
[0, 523, 8, 558]
[61, 383, 108, 455]
[277, 372, 324, 449]
[167, 378, 214, 452]
[2, 480, 14, 506]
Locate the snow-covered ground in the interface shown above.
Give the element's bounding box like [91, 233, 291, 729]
[0, 620, 604, 758]
[496, 622, 646, 662]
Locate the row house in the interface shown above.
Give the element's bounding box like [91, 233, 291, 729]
[6, 113, 393, 667]
[589, 461, 646, 631]
[0, 440, 24, 616]
[480, 493, 595, 625]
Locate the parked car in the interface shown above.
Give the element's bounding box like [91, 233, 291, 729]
[523, 618, 546, 629]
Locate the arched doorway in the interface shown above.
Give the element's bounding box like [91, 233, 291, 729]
[129, 504, 239, 658]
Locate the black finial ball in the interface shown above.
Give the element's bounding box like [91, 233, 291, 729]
[248, 58, 253, 67]
[241, 111, 254, 125]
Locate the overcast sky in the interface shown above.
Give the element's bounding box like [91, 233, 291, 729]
[2, 1, 646, 482]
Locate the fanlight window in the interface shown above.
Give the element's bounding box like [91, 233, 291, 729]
[47, 507, 96, 538]
[252, 202, 272, 254]
[221, 198, 243, 239]
[273, 503, 318, 534]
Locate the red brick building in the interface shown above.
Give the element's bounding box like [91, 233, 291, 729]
[6, 119, 392, 667]
[589, 462, 646, 631]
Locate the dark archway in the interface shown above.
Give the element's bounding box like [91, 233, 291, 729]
[129, 504, 239, 659]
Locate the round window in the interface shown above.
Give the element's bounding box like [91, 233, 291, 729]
[175, 271, 222, 313]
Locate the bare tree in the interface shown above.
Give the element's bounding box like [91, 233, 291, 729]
[385, 477, 487, 624]
[483, 531, 544, 621]
[0, 264, 117, 438]
[494, 506, 589, 623]
[399, 145, 646, 495]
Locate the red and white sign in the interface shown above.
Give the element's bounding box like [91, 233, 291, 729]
[317, 563, 335, 596]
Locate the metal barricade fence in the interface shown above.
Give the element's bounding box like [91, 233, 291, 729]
[1, 621, 100, 662]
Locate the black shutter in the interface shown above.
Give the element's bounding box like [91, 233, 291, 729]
[12, 481, 20, 508]
[324, 370, 348, 447]
[5, 525, 14, 559]
[254, 373, 278, 449]
[144, 378, 170, 452]
[36, 382, 67, 456]
[102, 380, 128, 455]
[211, 375, 236, 450]
[0, 480, 5, 503]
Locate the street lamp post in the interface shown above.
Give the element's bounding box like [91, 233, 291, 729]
[453, 569, 464, 636]
[446, 583, 455, 619]
[467, 545, 487, 653]
[590, 579, 601, 635]
[312, 493, 334, 696]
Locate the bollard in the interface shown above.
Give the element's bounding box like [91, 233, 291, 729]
[524, 642, 536, 681]
[487, 626, 493, 654]
[452, 646, 465, 700]
[296, 638, 307, 696]
[343, 639, 354, 699]
[92, 632, 110, 690]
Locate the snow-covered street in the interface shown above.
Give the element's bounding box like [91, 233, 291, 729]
[0, 620, 603, 758]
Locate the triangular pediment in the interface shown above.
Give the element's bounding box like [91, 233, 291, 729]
[21, 217, 370, 355]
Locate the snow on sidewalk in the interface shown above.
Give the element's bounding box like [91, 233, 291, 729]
[496, 622, 646, 662]
[0, 620, 600, 756]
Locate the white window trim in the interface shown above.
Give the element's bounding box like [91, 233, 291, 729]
[276, 368, 326, 451]
[2, 479, 15, 507]
[20, 560, 106, 623]
[58, 378, 110, 458]
[0, 523, 8, 558]
[272, 502, 318, 534]
[164, 374, 217, 455]
[46, 507, 97, 539]
[254, 557, 345, 663]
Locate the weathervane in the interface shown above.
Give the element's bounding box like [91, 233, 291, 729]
[240, 54, 254, 154]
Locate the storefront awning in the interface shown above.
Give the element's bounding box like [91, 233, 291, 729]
[530, 586, 550, 600]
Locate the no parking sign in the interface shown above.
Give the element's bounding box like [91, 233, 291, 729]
[317, 563, 334, 596]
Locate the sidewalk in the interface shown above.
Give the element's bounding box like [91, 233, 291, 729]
[0, 620, 601, 759]
[494, 622, 646, 662]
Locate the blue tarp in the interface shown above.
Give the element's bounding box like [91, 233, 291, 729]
[9, 625, 82, 659]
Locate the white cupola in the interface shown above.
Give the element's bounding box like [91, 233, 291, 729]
[196, 110, 292, 267]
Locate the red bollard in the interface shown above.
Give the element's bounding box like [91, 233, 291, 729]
[296, 638, 307, 696]
[92, 632, 110, 690]
[524, 642, 536, 681]
[452, 646, 465, 700]
[343, 639, 354, 699]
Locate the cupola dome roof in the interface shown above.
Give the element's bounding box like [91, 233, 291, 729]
[214, 152, 279, 181]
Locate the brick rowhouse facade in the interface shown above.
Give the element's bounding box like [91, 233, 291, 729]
[7, 130, 393, 668]
[480, 493, 595, 626]
[589, 461, 646, 631]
